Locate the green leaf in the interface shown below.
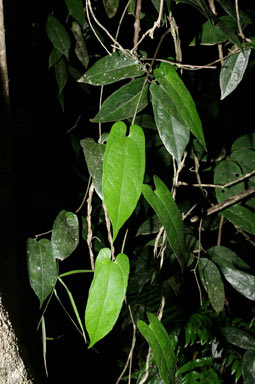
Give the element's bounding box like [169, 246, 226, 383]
[221, 265, 255, 301]
[137, 214, 161, 236]
[80, 138, 105, 199]
[208, 245, 249, 270]
[231, 133, 255, 152]
[103, 122, 145, 241]
[219, 205, 255, 234]
[78, 51, 145, 86]
[49, 47, 62, 68]
[55, 57, 68, 95]
[91, 77, 148, 123]
[220, 49, 251, 100]
[242, 351, 255, 384]
[230, 149, 255, 187]
[71, 21, 89, 69]
[64, 0, 86, 26]
[103, 0, 120, 18]
[198, 258, 225, 313]
[27, 238, 58, 308]
[216, 18, 241, 47]
[45, 15, 71, 59]
[137, 312, 175, 384]
[142, 176, 186, 269]
[176, 357, 213, 376]
[221, 327, 255, 350]
[85, 248, 129, 348]
[150, 83, 190, 165]
[51, 210, 79, 260]
[214, 159, 244, 202]
[174, 0, 215, 21]
[190, 15, 237, 46]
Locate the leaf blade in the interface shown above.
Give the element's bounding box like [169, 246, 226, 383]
[221, 265, 255, 301]
[45, 15, 71, 59]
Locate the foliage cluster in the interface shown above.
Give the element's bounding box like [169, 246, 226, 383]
[27, 0, 255, 383]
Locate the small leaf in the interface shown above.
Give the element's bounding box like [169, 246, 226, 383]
[221, 265, 255, 301]
[150, 83, 190, 165]
[55, 57, 68, 95]
[80, 138, 105, 199]
[242, 351, 255, 384]
[64, 0, 86, 26]
[51, 210, 79, 260]
[27, 238, 58, 308]
[198, 258, 225, 313]
[45, 15, 71, 59]
[208, 245, 249, 270]
[85, 248, 129, 348]
[71, 21, 89, 69]
[103, 122, 145, 241]
[49, 47, 62, 68]
[137, 312, 175, 384]
[220, 49, 251, 100]
[103, 0, 120, 18]
[221, 327, 255, 350]
[142, 176, 186, 269]
[91, 78, 148, 123]
[78, 51, 145, 86]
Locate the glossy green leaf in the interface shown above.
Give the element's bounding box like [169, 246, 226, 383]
[221, 327, 255, 350]
[150, 83, 190, 165]
[137, 312, 175, 384]
[220, 49, 251, 100]
[242, 351, 255, 384]
[80, 138, 105, 199]
[103, 122, 145, 241]
[221, 265, 255, 301]
[91, 77, 148, 123]
[177, 357, 213, 376]
[78, 51, 145, 86]
[219, 205, 255, 234]
[142, 176, 186, 269]
[64, 0, 86, 26]
[27, 238, 58, 308]
[85, 248, 129, 348]
[71, 21, 89, 69]
[45, 15, 71, 59]
[137, 214, 161, 236]
[127, 0, 136, 14]
[55, 57, 68, 95]
[214, 159, 244, 202]
[198, 258, 224, 313]
[129, 114, 157, 130]
[49, 47, 62, 68]
[51, 210, 79, 260]
[103, 0, 120, 18]
[215, 0, 252, 27]
[190, 16, 237, 46]
[216, 18, 241, 47]
[230, 149, 255, 187]
[231, 133, 255, 152]
[208, 245, 249, 270]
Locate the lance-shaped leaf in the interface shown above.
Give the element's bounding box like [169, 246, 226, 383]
[71, 21, 89, 69]
[91, 77, 148, 123]
[150, 83, 190, 165]
[137, 312, 175, 384]
[49, 47, 62, 68]
[103, 122, 145, 241]
[55, 57, 68, 95]
[64, 0, 86, 26]
[221, 327, 255, 351]
[27, 238, 58, 308]
[221, 265, 255, 301]
[242, 351, 255, 384]
[51, 210, 79, 260]
[46, 15, 71, 59]
[155, 62, 206, 150]
[220, 49, 251, 100]
[103, 0, 120, 18]
[78, 51, 145, 86]
[80, 138, 105, 199]
[208, 245, 249, 270]
[198, 258, 224, 313]
[85, 248, 129, 348]
[142, 176, 186, 269]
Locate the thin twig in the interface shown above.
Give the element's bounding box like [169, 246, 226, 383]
[114, 0, 131, 52]
[133, 0, 142, 51]
[102, 202, 115, 260]
[235, 0, 245, 40]
[87, 183, 95, 270]
[168, 11, 182, 64]
[153, 225, 165, 259]
[143, 57, 217, 70]
[192, 219, 203, 305]
[64, 115, 81, 135]
[208, 0, 224, 65]
[98, 85, 104, 143]
[217, 215, 224, 246]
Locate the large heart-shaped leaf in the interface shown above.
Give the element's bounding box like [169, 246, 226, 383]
[85, 248, 129, 348]
[27, 238, 58, 308]
[221, 265, 255, 301]
[80, 138, 105, 199]
[137, 312, 175, 384]
[198, 258, 224, 313]
[51, 210, 79, 260]
[64, 0, 86, 26]
[78, 51, 145, 86]
[103, 121, 145, 241]
[91, 77, 148, 123]
[220, 48, 251, 100]
[142, 176, 186, 269]
[154, 61, 206, 150]
[46, 15, 71, 59]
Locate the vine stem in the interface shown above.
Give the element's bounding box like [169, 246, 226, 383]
[102, 202, 115, 260]
[87, 183, 95, 270]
